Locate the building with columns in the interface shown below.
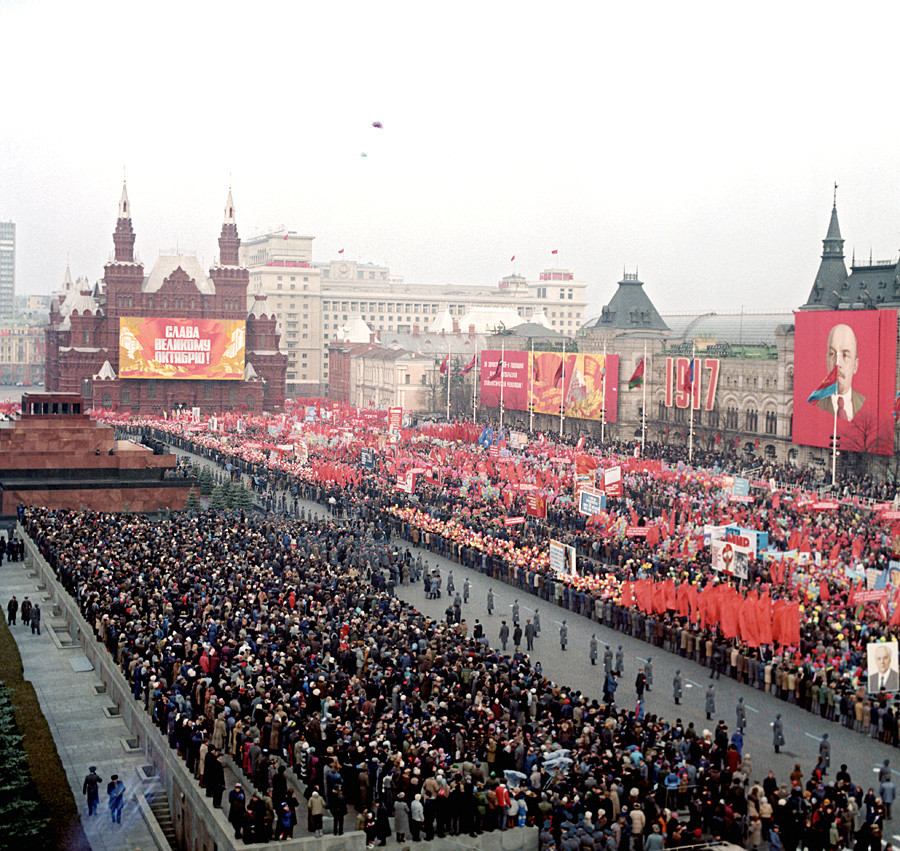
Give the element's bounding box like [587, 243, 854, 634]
[45, 185, 287, 415]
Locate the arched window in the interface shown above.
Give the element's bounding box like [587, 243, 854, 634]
[765, 411, 778, 435]
[120, 386, 130, 405]
[745, 409, 758, 432]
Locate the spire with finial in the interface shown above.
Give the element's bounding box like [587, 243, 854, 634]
[224, 186, 235, 225]
[119, 179, 131, 220]
[218, 186, 240, 265]
[800, 189, 848, 309]
[112, 180, 135, 262]
[63, 255, 72, 289]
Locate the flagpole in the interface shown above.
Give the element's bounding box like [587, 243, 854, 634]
[831, 404, 838, 487]
[641, 341, 647, 455]
[601, 340, 607, 444]
[529, 337, 535, 433]
[559, 339, 566, 438]
[499, 341, 505, 432]
[446, 338, 451, 422]
[688, 340, 695, 464]
[472, 347, 478, 423]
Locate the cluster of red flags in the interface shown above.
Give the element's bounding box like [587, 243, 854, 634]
[621, 579, 800, 648]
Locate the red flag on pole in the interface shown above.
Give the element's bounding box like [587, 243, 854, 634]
[551, 249, 558, 255]
[338, 248, 345, 254]
[510, 255, 515, 262]
[439, 355, 449, 375]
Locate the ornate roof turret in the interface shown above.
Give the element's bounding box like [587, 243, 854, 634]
[218, 187, 240, 266]
[113, 181, 136, 262]
[589, 271, 668, 334]
[800, 197, 849, 310]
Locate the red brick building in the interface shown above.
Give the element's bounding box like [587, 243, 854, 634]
[45, 185, 287, 415]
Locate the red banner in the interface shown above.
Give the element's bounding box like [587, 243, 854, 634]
[119, 316, 245, 380]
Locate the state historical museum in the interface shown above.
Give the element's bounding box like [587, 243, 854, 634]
[45, 185, 287, 415]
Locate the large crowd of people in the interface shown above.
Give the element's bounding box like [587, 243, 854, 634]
[17, 405, 900, 848]
[22, 503, 897, 850]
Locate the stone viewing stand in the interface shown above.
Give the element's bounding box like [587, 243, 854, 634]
[0, 393, 193, 514]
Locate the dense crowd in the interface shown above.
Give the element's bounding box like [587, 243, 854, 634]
[23, 504, 899, 850]
[118, 416, 900, 750]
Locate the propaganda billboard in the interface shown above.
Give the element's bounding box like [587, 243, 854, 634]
[119, 317, 246, 380]
[793, 310, 897, 454]
[480, 350, 618, 423]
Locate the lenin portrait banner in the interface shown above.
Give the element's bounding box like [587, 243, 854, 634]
[793, 310, 897, 455]
[481, 350, 619, 423]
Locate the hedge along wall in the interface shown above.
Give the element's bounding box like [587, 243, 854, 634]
[0, 615, 89, 850]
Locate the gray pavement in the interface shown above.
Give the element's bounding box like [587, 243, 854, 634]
[168, 440, 900, 834]
[0, 551, 163, 851]
[393, 545, 900, 808]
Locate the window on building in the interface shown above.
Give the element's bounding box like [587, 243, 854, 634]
[120, 386, 130, 405]
[765, 411, 778, 435]
[83, 330, 90, 345]
[82, 378, 92, 400]
[745, 409, 758, 432]
[726, 407, 739, 430]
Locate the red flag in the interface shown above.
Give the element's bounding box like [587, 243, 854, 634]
[338, 248, 345, 254]
[621, 581, 634, 608]
[439, 355, 449, 375]
[510, 255, 515, 262]
[681, 358, 695, 392]
[575, 436, 585, 452]
[551, 249, 558, 255]
[489, 358, 503, 380]
[819, 579, 831, 601]
[283, 234, 289, 240]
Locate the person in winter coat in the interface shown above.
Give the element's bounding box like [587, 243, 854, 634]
[410, 793, 424, 841]
[706, 685, 716, 720]
[83, 766, 102, 816]
[673, 671, 683, 704]
[228, 783, 247, 839]
[773, 715, 785, 753]
[307, 789, 324, 837]
[394, 792, 410, 843]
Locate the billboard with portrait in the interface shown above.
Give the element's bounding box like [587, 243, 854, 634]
[119, 317, 246, 381]
[867, 640, 900, 694]
[480, 350, 618, 423]
[793, 310, 897, 454]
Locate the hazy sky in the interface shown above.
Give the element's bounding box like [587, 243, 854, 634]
[2, 0, 899, 318]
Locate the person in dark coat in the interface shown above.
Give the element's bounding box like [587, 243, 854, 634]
[375, 799, 392, 845]
[330, 784, 347, 835]
[773, 715, 785, 754]
[206, 751, 226, 808]
[673, 671, 683, 704]
[706, 685, 716, 720]
[228, 783, 246, 839]
[83, 766, 102, 816]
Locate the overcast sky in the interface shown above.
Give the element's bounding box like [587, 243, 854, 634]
[1, 0, 899, 318]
